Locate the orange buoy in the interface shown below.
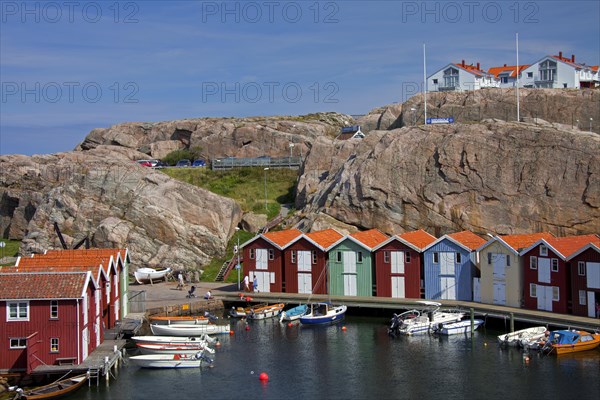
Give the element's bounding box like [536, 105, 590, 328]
[287, 323, 293, 327]
[259, 372, 269, 381]
[341, 326, 347, 331]
[215, 340, 222, 348]
[229, 330, 234, 335]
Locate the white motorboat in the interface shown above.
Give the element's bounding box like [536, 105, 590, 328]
[389, 301, 465, 336]
[299, 303, 347, 325]
[433, 319, 484, 335]
[129, 352, 213, 368]
[134, 267, 172, 284]
[131, 335, 217, 345]
[149, 315, 211, 325]
[137, 342, 215, 355]
[247, 303, 285, 320]
[497, 326, 548, 347]
[150, 323, 231, 336]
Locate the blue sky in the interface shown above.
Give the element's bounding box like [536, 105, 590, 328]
[1, 1, 599, 155]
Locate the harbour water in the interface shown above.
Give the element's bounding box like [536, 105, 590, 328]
[69, 315, 599, 400]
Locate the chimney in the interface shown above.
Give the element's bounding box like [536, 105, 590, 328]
[477, 62, 480, 70]
[572, 54, 575, 62]
[559, 51, 563, 59]
[462, 60, 465, 67]
[504, 64, 507, 67]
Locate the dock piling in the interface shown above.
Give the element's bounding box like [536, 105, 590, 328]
[470, 308, 474, 336]
[510, 312, 515, 333]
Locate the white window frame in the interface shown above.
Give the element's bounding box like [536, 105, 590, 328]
[291, 250, 296, 264]
[249, 248, 255, 259]
[10, 338, 27, 349]
[433, 252, 439, 264]
[337, 251, 342, 262]
[357, 252, 363, 263]
[405, 252, 411, 263]
[455, 253, 462, 264]
[50, 300, 58, 319]
[578, 261, 585, 276]
[551, 259, 559, 272]
[579, 290, 586, 305]
[529, 283, 537, 298]
[312, 251, 317, 264]
[268, 249, 274, 260]
[7, 301, 29, 321]
[530, 256, 537, 270]
[540, 245, 548, 256]
[50, 338, 59, 353]
[552, 286, 560, 302]
[383, 251, 389, 263]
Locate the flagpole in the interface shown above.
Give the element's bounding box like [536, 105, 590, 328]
[516, 32, 520, 122]
[423, 43, 427, 125]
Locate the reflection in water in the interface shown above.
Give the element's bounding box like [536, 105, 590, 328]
[68, 315, 600, 400]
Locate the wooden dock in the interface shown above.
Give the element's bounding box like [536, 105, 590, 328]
[216, 290, 600, 332]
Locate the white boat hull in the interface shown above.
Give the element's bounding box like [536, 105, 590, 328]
[137, 343, 215, 355]
[129, 353, 212, 368]
[497, 326, 548, 347]
[131, 335, 217, 345]
[150, 323, 231, 336]
[134, 267, 172, 284]
[436, 319, 484, 335]
[399, 311, 465, 335]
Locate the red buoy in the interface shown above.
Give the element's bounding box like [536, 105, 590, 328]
[259, 372, 269, 381]
[341, 326, 347, 331]
[229, 330, 234, 335]
[245, 325, 251, 331]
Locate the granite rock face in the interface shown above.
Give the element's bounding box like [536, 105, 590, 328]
[0, 149, 242, 270]
[295, 119, 599, 236]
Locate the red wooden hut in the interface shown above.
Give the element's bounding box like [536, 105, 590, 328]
[567, 236, 600, 317]
[373, 229, 436, 298]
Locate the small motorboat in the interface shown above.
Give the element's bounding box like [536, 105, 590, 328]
[131, 335, 217, 346]
[299, 303, 347, 325]
[391, 301, 465, 336]
[497, 326, 548, 347]
[134, 267, 172, 284]
[137, 342, 215, 355]
[247, 303, 285, 320]
[129, 351, 213, 368]
[15, 373, 88, 399]
[433, 319, 484, 335]
[542, 330, 600, 355]
[150, 323, 231, 336]
[149, 315, 211, 325]
[280, 304, 308, 322]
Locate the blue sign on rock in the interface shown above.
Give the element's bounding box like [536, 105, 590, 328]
[426, 117, 454, 124]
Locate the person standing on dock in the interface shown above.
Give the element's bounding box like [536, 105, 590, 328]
[177, 272, 184, 290]
[243, 275, 249, 292]
[253, 276, 258, 292]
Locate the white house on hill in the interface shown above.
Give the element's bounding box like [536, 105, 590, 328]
[519, 52, 599, 89]
[488, 64, 530, 88]
[427, 61, 499, 92]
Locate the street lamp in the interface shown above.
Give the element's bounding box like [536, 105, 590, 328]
[263, 167, 269, 210]
[590, 118, 594, 132]
[410, 108, 416, 125]
[235, 227, 241, 290]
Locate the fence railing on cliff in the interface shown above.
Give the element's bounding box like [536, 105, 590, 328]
[212, 156, 302, 170]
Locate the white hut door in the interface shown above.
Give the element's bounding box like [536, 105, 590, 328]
[391, 276, 405, 298]
[343, 251, 357, 296]
[440, 253, 455, 300]
[82, 327, 89, 360]
[588, 292, 595, 317]
[537, 285, 552, 311]
[538, 258, 551, 283]
[297, 251, 312, 294]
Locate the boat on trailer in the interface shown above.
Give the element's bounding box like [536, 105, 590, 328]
[134, 267, 172, 284]
[16, 373, 88, 400]
[299, 303, 347, 325]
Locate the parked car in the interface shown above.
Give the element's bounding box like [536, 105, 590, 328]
[192, 159, 206, 167]
[136, 160, 153, 167]
[176, 159, 191, 167]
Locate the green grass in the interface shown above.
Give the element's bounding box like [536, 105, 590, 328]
[163, 167, 298, 220]
[0, 239, 20, 266]
[163, 167, 299, 282]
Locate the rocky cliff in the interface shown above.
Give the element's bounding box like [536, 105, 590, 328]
[295, 118, 599, 236]
[0, 148, 242, 270]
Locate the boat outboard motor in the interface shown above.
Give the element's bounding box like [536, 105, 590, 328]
[388, 314, 401, 337]
[428, 311, 434, 322]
